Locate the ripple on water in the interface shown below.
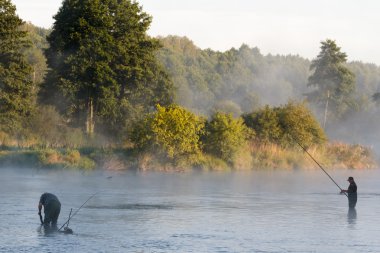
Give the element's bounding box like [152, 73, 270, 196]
[86, 203, 174, 210]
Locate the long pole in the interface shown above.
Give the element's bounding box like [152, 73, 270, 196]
[58, 192, 99, 231]
[295, 140, 347, 197]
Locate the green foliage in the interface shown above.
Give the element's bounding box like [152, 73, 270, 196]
[40, 0, 174, 137]
[0, 0, 35, 135]
[28, 106, 85, 148]
[131, 104, 205, 161]
[243, 105, 282, 144]
[307, 39, 356, 120]
[349, 62, 380, 109]
[212, 100, 242, 118]
[21, 23, 49, 85]
[277, 101, 327, 147]
[157, 36, 310, 115]
[244, 102, 327, 148]
[37, 148, 95, 169]
[203, 112, 250, 162]
[129, 113, 155, 150]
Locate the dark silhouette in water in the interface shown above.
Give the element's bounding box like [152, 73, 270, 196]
[341, 177, 357, 208]
[347, 207, 357, 225]
[38, 193, 61, 228]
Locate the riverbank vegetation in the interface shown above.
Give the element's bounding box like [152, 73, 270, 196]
[0, 0, 379, 171]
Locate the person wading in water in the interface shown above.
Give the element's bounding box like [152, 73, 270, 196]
[341, 177, 357, 208]
[38, 193, 61, 228]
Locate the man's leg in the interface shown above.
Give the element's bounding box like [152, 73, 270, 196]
[51, 202, 61, 227]
[348, 194, 357, 208]
[43, 208, 53, 225]
[44, 201, 60, 226]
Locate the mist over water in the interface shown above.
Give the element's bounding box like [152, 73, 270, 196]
[324, 109, 380, 160]
[1, 167, 380, 252]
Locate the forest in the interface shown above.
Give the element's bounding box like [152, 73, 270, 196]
[0, 0, 379, 171]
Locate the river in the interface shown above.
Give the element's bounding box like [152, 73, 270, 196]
[1, 167, 380, 252]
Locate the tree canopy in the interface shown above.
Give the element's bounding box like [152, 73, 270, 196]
[0, 0, 34, 135]
[130, 104, 205, 161]
[203, 112, 250, 162]
[307, 39, 356, 120]
[40, 0, 174, 138]
[243, 101, 326, 148]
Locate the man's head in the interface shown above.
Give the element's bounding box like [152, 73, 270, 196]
[347, 176, 354, 182]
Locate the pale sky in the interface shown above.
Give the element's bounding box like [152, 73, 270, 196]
[11, 0, 380, 65]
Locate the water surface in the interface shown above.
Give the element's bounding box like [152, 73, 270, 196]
[1, 168, 380, 252]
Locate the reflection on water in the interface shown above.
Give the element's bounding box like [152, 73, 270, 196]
[347, 207, 357, 226]
[1, 168, 380, 253]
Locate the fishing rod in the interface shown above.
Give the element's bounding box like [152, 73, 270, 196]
[292, 137, 348, 197]
[58, 192, 99, 231]
[66, 208, 73, 228]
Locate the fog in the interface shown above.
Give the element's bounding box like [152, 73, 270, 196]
[163, 41, 380, 162]
[326, 110, 380, 160]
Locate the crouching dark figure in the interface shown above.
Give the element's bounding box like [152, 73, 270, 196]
[38, 193, 61, 228]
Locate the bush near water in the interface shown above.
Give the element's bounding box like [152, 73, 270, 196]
[0, 103, 377, 171]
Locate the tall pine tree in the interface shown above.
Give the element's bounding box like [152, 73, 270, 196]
[40, 0, 174, 138]
[0, 0, 34, 135]
[307, 39, 356, 122]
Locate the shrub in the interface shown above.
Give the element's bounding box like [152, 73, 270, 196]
[203, 112, 251, 162]
[243, 105, 282, 143]
[244, 101, 327, 148]
[277, 101, 327, 147]
[326, 142, 376, 169]
[130, 104, 205, 162]
[64, 149, 81, 164]
[38, 149, 64, 167]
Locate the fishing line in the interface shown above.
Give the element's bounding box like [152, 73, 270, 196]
[58, 191, 100, 231]
[291, 136, 348, 197]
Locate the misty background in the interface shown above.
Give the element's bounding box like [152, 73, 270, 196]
[155, 36, 380, 157]
[3, 0, 378, 165]
[20, 23, 380, 158]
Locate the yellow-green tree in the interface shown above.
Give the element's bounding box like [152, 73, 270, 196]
[278, 101, 327, 147]
[203, 112, 250, 162]
[131, 104, 205, 161]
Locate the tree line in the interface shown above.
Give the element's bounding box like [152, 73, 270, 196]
[1, 0, 379, 161]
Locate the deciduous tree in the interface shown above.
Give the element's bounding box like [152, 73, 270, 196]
[203, 112, 250, 162]
[40, 0, 173, 138]
[130, 104, 205, 161]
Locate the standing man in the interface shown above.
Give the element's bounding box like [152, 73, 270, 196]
[341, 177, 357, 208]
[38, 193, 61, 227]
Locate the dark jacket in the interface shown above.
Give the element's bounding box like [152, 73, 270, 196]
[347, 182, 357, 194]
[40, 192, 60, 206]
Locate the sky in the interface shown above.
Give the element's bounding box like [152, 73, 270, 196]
[11, 0, 380, 65]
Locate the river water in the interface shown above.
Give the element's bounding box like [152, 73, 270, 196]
[1, 167, 380, 253]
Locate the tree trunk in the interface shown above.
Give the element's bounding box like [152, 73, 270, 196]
[86, 98, 95, 136]
[323, 90, 330, 130]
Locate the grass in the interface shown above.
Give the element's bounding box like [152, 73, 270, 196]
[0, 141, 377, 171]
